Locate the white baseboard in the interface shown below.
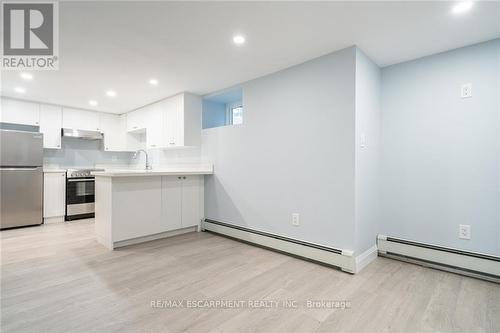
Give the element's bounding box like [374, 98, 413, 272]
[202, 219, 356, 273]
[112, 226, 197, 249]
[354, 244, 378, 273]
[44, 216, 65, 224]
[377, 235, 500, 282]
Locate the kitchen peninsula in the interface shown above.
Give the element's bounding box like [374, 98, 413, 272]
[93, 165, 213, 249]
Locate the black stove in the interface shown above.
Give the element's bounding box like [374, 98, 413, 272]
[65, 168, 104, 220]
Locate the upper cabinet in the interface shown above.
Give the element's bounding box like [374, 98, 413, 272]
[163, 94, 182, 147]
[145, 103, 163, 149]
[126, 108, 148, 132]
[161, 93, 203, 147]
[99, 113, 123, 151]
[0, 98, 40, 126]
[179, 93, 202, 147]
[99, 113, 139, 152]
[39, 104, 62, 149]
[125, 93, 201, 149]
[62, 108, 100, 131]
[0, 92, 202, 151]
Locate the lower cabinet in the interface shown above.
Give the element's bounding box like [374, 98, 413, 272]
[180, 175, 203, 227]
[43, 172, 66, 222]
[162, 176, 182, 230]
[96, 174, 204, 246]
[162, 175, 202, 231]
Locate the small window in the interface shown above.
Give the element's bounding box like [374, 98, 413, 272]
[230, 106, 243, 125]
[202, 88, 243, 129]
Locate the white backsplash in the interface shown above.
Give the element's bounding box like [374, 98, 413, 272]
[43, 138, 132, 169]
[44, 137, 209, 170]
[129, 147, 205, 169]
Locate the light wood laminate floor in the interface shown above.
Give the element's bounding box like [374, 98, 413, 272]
[1, 220, 499, 333]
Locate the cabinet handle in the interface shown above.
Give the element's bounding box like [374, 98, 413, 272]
[178, 176, 181, 179]
[169, 142, 175, 145]
[183, 176, 186, 179]
[150, 144, 156, 147]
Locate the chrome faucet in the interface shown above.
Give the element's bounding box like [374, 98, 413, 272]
[133, 149, 152, 170]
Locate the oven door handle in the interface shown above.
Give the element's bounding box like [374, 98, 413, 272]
[67, 178, 94, 182]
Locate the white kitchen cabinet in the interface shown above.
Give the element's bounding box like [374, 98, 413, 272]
[126, 108, 148, 132]
[0, 98, 40, 126]
[43, 172, 66, 222]
[162, 176, 183, 230]
[162, 93, 202, 148]
[164, 95, 182, 147]
[99, 113, 123, 151]
[145, 93, 202, 149]
[111, 177, 163, 242]
[122, 93, 201, 149]
[100, 113, 141, 152]
[162, 175, 202, 230]
[95, 173, 205, 249]
[62, 107, 100, 131]
[39, 104, 62, 149]
[181, 175, 202, 227]
[180, 93, 202, 147]
[146, 103, 164, 149]
[120, 114, 142, 151]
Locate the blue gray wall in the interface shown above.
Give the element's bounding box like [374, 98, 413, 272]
[380, 39, 500, 255]
[355, 48, 381, 254]
[202, 89, 244, 129]
[202, 100, 227, 129]
[202, 46, 357, 251]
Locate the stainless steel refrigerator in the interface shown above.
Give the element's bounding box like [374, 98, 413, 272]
[0, 130, 44, 229]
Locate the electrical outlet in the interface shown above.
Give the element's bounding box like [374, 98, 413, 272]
[292, 213, 300, 226]
[461, 83, 472, 98]
[459, 224, 471, 240]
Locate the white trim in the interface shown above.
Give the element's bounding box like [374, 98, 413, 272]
[96, 234, 113, 250]
[377, 234, 500, 278]
[202, 220, 356, 273]
[226, 101, 243, 125]
[43, 216, 65, 224]
[354, 244, 378, 273]
[109, 226, 197, 249]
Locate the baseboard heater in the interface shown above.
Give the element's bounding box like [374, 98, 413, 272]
[202, 219, 355, 273]
[377, 235, 500, 283]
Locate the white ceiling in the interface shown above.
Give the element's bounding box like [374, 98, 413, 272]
[1, 1, 499, 114]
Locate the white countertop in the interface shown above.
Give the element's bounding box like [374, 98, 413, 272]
[43, 169, 66, 173]
[92, 165, 214, 177]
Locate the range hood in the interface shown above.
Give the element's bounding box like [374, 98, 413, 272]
[61, 128, 103, 140]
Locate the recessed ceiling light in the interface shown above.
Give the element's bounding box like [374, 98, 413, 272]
[149, 78, 159, 85]
[452, 1, 474, 14]
[233, 35, 245, 45]
[14, 87, 26, 94]
[89, 100, 98, 106]
[106, 90, 116, 97]
[20, 72, 33, 80]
